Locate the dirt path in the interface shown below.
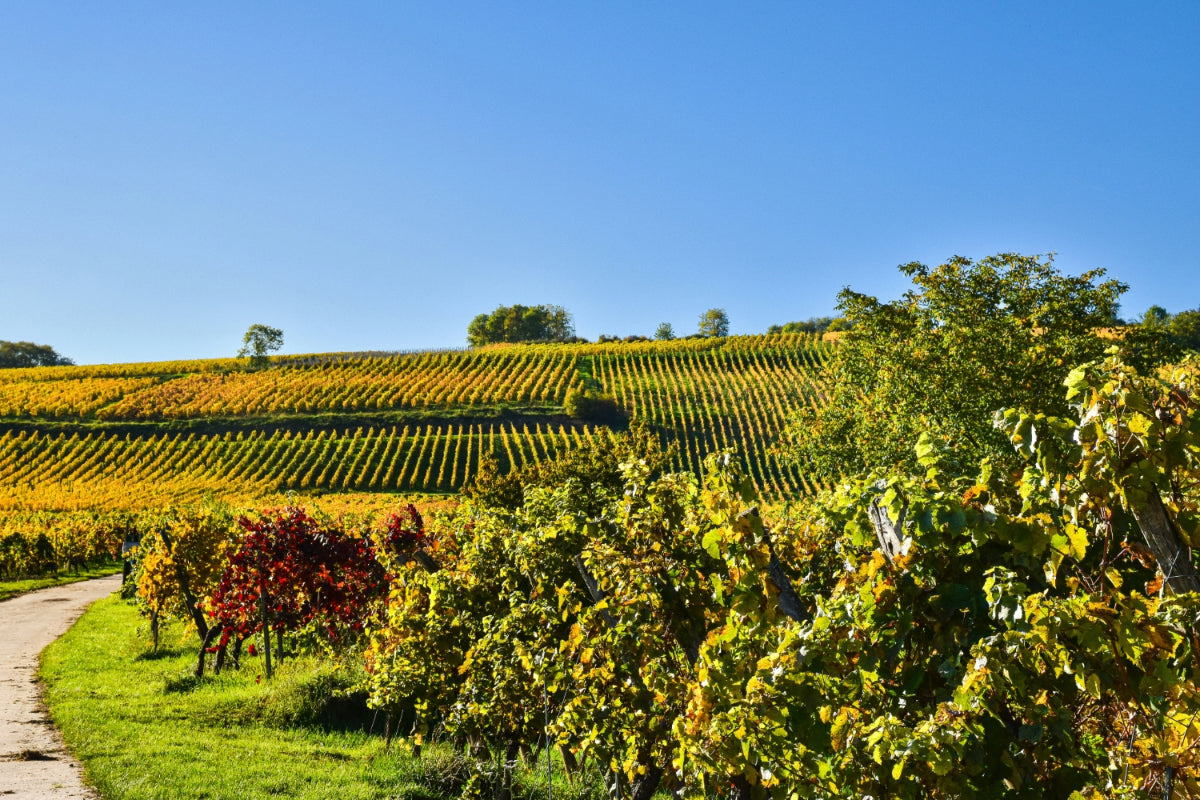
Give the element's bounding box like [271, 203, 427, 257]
[0, 574, 122, 799]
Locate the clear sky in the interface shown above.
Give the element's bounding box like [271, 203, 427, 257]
[2, 2, 1197, 364]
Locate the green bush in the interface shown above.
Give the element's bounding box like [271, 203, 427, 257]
[563, 387, 622, 424]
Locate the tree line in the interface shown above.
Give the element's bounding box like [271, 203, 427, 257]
[467, 305, 735, 346]
[0, 340, 73, 368]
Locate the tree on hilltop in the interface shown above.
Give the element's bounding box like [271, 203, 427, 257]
[697, 308, 729, 337]
[767, 316, 852, 334]
[238, 324, 283, 369]
[1136, 303, 1200, 353]
[1171, 308, 1200, 350]
[0, 340, 73, 368]
[467, 304, 574, 347]
[1141, 304, 1171, 327]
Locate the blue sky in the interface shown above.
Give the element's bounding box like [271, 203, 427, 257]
[2, 2, 1197, 364]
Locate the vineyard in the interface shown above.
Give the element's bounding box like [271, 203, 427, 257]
[0, 349, 583, 419]
[0, 422, 609, 510]
[589, 341, 831, 496]
[26, 258, 1200, 800]
[0, 333, 831, 511]
[60, 350, 1200, 800]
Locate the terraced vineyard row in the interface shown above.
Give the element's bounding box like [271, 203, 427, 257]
[593, 339, 833, 499]
[0, 335, 819, 422]
[0, 349, 583, 420]
[0, 333, 833, 510]
[0, 422, 610, 511]
[0, 376, 161, 418]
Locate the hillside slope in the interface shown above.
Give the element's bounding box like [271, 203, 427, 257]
[0, 334, 830, 510]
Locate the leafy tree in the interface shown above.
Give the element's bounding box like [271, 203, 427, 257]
[1141, 304, 1171, 327]
[767, 316, 853, 335]
[768, 316, 834, 335]
[697, 308, 729, 337]
[596, 333, 650, 343]
[655, 321, 676, 341]
[466, 304, 574, 347]
[0, 340, 73, 368]
[1171, 307, 1200, 351]
[1119, 304, 1200, 370]
[237, 324, 283, 369]
[1138, 303, 1200, 351]
[781, 253, 1125, 481]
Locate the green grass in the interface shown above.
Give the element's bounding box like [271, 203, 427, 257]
[40, 597, 604, 800]
[0, 560, 122, 602]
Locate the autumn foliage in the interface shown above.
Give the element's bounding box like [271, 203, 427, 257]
[357, 352, 1200, 799]
[206, 507, 387, 656]
[135, 506, 236, 630]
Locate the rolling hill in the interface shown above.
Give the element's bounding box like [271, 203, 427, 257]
[0, 333, 831, 511]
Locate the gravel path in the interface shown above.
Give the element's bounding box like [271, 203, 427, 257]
[0, 574, 122, 799]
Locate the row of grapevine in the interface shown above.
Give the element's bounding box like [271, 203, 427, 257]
[0, 357, 250, 383]
[0, 422, 609, 511]
[0, 335, 828, 421]
[0, 376, 159, 418]
[0, 349, 585, 420]
[0, 333, 834, 509]
[592, 345, 830, 501]
[0, 509, 132, 577]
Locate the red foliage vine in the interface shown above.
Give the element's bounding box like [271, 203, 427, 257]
[206, 506, 387, 651]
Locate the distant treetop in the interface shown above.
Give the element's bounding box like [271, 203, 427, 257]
[1125, 303, 1200, 364]
[237, 324, 284, 369]
[467, 304, 575, 347]
[697, 308, 729, 338]
[0, 340, 74, 368]
[767, 316, 852, 334]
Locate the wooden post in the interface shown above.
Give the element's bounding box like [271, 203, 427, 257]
[629, 764, 662, 800]
[573, 555, 617, 627]
[1127, 483, 1200, 595]
[868, 497, 907, 567]
[259, 579, 274, 679]
[763, 536, 810, 624]
[735, 508, 809, 623]
[195, 625, 221, 679]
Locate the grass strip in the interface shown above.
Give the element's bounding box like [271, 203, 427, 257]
[0, 560, 122, 602]
[0, 404, 574, 438]
[40, 596, 602, 800]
